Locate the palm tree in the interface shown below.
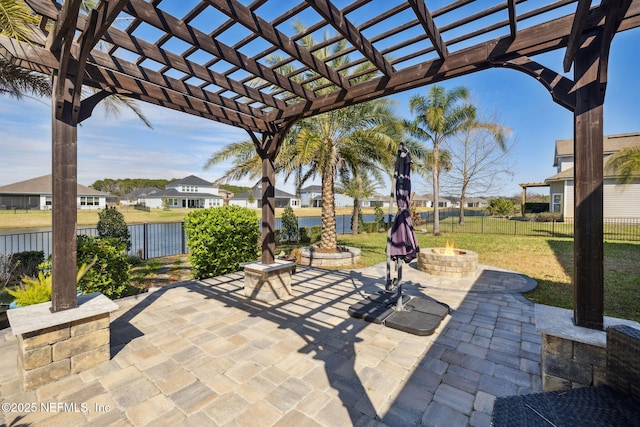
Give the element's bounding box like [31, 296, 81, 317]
[405, 86, 476, 235]
[336, 172, 380, 235]
[206, 23, 402, 251]
[295, 101, 401, 249]
[606, 146, 640, 185]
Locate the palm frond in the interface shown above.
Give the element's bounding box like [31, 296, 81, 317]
[607, 146, 640, 185]
[0, 0, 37, 42]
[0, 58, 50, 98]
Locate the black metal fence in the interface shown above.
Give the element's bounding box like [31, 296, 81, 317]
[415, 208, 640, 242]
[1, 212, 639, 259]
[0, 222, 187, 259]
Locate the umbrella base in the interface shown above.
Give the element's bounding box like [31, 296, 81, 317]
[347, 292, 409, 324]
[348, 293, 449, 336]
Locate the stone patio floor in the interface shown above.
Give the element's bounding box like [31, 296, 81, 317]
[0, 262, 541, 426]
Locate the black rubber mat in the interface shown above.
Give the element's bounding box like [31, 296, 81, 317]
[384, 305, 446, 336]
[348, 294, 448, 336]
[347, 299, 395, 324]
[347, 292, 410, 324]
[404, 297, 450, 317]
[492, 385, 640, 427]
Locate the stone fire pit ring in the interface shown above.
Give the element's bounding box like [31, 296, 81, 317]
[300, 246, 361, 267]
[417, 248, 478, 278]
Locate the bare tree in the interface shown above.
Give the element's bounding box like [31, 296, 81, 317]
[441, 115, 514, 224]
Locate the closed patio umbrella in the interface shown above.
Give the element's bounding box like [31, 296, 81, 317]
[389, 146, 419, 263]
[386, 144, 419, 310]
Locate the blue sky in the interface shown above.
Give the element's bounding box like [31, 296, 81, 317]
[0, 27, 638, 198]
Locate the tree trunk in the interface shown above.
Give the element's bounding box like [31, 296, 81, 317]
[459, 181, 468, 225]
[351, 196, 360, 235]
[320, 162, 337, 250]
[433, 142, 441, 235]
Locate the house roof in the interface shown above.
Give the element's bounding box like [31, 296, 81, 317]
[553, 132, 640, 166]
[167, 175, 212, 187]
[300, 185, 322, 193]
[0, 175, 109, 196]
[545, 158, 639, 183]
[125, 187, 222, 199]
[121, 187, 164, 199]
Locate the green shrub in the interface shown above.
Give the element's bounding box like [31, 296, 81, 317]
[184, 206, 260, 279]
[374, 206, 385, 230]
[281, 207, 299, 242]
[97, 206, 131, 251]
[8, 260, 95, 307]
[77, 235, 132, 298]
[536, 212, 563, 222]
[299, 227, 311, 244]
[487, 197, 518, 217]
[361, 222, 378, 233]
[7, 273, 51, 306]
[310, 226, 322, 243]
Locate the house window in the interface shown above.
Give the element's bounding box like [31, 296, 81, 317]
[552, 193, 562, 213]
[80, 196, 99, 206]
[45, 196, 52, 206]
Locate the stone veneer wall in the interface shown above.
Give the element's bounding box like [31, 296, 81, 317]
[540, 333, 606, 390]
[8, 293, 118, 391]
[417, 249, 478, 278]
[536, 304, 640, 392]
[18, 313, 110, 390]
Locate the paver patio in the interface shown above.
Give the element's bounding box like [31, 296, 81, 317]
[0, 263, 541, 426]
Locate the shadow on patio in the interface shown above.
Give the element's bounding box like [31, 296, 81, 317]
[1, 263, 541, 426]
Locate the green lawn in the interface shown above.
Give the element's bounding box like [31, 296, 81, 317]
[337, 231, 640, 322]
[3, 207, 639, 322]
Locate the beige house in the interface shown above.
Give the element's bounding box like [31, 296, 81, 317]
[545, 132, 640, 219]
[0, 175, 110, 210]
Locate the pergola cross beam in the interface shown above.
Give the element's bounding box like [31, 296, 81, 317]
[207, 0, 350, 90]
[303, 0, 395, 76]
[407, 0, 448, 59]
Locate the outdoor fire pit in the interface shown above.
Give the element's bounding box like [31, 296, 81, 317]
[417, 244, 478, 278]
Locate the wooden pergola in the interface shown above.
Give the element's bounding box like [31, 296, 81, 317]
[1, 0, 638, 329]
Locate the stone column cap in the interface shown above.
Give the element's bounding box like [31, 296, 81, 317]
[8, 293, 119, 336]
[242, 259, 295, 272]
[535, 304, 640, 347]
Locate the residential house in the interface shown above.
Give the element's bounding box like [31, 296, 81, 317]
[412, 194, 432, 208]
[230, 186, 300, 209]
[121, 175, 224, 209]
[418, 194, 453, 208]
[300, 185, 354, 208]
[0, 175, 109, 210]
[448, 196, 488, 208]
[463, 197, 489, 208]
[545, 132, 640, 218]
[362, 194, 391, 208]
